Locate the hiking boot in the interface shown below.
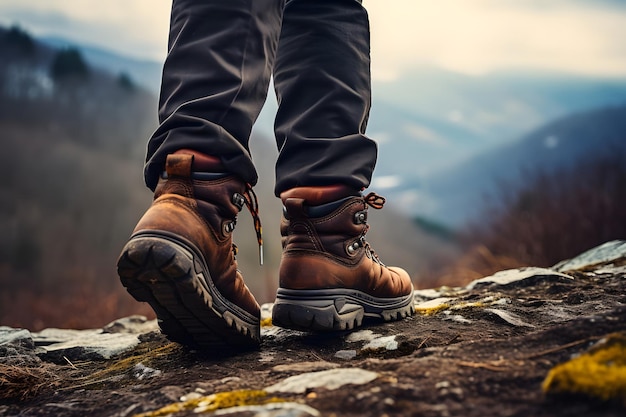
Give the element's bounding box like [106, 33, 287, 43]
[117, 151, 262, 349]
[272, 189, 415, 331]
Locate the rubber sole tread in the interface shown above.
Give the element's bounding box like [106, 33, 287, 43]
[117, 234, 260, 350]
[272, 288, 415, 332]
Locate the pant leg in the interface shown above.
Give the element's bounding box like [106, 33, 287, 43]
[273, 0, 377, 195]
[144, 0, 285, 191]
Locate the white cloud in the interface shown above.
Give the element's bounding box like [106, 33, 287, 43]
[0, 0, 171, 60]
[366, 0, 626, 79]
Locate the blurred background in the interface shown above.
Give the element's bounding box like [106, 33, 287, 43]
[1, 0, 625, 330]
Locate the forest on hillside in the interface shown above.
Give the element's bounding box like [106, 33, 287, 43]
[0, 25, 157, 328]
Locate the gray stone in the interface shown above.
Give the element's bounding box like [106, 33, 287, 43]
[272, 361, 339, 373]
[30, 316, 161, 362]
[265, 368, 378, 394]
[0, 326, 41, 365]
[414, 288, 446, 300]
[484, 308, 535, 328]
[133, 362, 162, 380]
[102, 315, 158, 334]
[442, 313, 472, 324]
[554, 240, 626, 272]
[362, 336, 398, 351]
[33, 328, 143, 362]
[0, 326, 34, 348]
[465, 267, 573, 290]
[346, 329, 380, 343]
[345, 330, 399, 351]
[260, 325, 300, 343]
[220, 376, 243, 384]
[593, 265, 626, 275]
[33, 328, 101, 345]
[334, 350, 357, 360]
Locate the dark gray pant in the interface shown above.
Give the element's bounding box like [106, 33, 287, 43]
[145, 0, 377, 196]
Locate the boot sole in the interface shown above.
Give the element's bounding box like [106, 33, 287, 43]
[272, 287, 415, 332]
[117, 231, 260, 350]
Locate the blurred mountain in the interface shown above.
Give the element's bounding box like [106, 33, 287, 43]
[367, 68, 626, 212]
[255, 71, 626, 230]
[36, 34, 626, 213]
[40, 35, 163, 93]
[412, 104, 626, 227]
[0, 24, 160, 327]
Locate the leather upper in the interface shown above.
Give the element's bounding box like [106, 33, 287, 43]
[133, 153, 260, 318]
[279, 195, 414, 298]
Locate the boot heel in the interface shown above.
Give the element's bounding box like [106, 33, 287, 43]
[117, 233, 260, 349]
[272, 302, 364, 332]
[272, 289, 364, 331]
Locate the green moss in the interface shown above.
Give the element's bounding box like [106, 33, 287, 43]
[134, 389, 284, 417]
[542, 333, 626, 402]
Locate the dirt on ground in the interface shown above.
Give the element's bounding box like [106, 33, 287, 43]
[1, 253, 626, 417]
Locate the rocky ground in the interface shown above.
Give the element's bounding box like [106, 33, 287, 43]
[1, 241, 626, 417]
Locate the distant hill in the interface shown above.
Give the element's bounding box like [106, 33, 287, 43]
[40, 35, 163, 93]
[368, 68, 626, 196]
[0, 24, 159, 328]
[34, 33, 626, 201]
[407, 104, 626, 227]
[253, 69, 626, 209]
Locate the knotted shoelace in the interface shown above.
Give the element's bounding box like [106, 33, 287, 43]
[243, 183, 263, 265]
[361, 192, 387, 266]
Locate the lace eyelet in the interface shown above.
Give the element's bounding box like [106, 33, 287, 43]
[346, 241, 360, 255]
[354, 211, 367, 224]
[232, 193, 245, 211]
[223, 221, 236, 235]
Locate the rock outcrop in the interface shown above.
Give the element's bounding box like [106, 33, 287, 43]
[1, 241, 625, 416]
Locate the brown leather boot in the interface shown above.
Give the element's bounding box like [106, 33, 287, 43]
[272, 188, 415, 331]
[117, 151, 262, 349]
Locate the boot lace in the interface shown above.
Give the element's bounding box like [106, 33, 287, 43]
[229, 183, 263, 265]
[243, 183, 264, 265]
[361, 192, 386, 266]
[364, 192, 385, 209]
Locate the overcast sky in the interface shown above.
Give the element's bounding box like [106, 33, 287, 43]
[1, 0, 625, 81]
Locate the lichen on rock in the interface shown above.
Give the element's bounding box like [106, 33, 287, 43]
[542, 332, 626, 403]
[134, 389, 284, 417]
